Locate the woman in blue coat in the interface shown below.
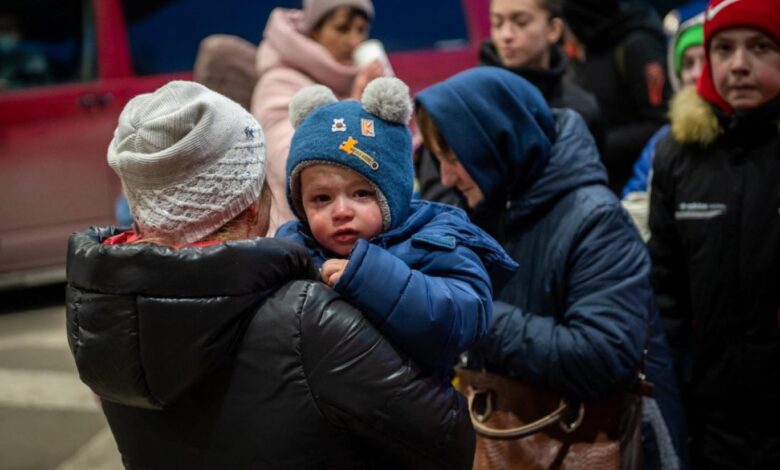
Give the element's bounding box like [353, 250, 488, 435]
[415, 66, 687, 469]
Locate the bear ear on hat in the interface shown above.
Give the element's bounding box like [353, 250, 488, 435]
[289, 85, 338, 129]
[362, 77, 412, 124]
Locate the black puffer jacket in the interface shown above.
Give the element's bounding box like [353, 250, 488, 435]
[566, 5, 670, 194]
[480, 42, 604, 151]
[649, 89, 780, 469]
[66, 227, 475, 470]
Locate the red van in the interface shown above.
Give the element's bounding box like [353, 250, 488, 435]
[0, 0, 488, 290]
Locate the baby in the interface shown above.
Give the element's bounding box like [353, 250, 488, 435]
[276, 77, 517, 376]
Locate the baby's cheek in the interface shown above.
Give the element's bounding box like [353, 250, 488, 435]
[307, 213, 329, 239]
[363, 204, 384, 237]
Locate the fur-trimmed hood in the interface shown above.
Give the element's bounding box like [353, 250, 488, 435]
[669, 86, 780, 147]
[669, 86, 721, 146]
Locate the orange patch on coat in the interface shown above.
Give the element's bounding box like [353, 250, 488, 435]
[645, 62, 666, 107]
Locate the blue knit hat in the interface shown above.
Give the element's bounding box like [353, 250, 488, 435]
[287, 77, 413, 230]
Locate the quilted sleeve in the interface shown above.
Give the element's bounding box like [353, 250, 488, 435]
[335, 239, 492, 374]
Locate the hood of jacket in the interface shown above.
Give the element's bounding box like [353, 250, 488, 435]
[580, 5, 665, 53]
[479, 42, 569, 101]
[502, 108, 608, 224]
[256, 8, 358, 97]
[66, 227, 316, 410]
[415, 67, 605, 225]
[416, 67, 555, 210]
[670, 85, 780, 147]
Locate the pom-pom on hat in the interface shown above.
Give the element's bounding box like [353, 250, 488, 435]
[697, 0, 780, 113]
[302, 0, 374, 32]
[287, 77, 413, 231]
[108, 80, 266, 245]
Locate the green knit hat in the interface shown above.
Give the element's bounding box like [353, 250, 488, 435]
[674, 24, 703, 77]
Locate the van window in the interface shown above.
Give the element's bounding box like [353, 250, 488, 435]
[0, 0, 90, 91]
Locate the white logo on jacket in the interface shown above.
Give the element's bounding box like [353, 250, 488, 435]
[675, 202, 727, 220]
[706, 0, 743, 21]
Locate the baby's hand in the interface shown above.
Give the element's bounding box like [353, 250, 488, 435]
[321, 259, 349, 287]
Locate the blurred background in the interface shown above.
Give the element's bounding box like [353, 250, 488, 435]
[0, 1, 691, 469]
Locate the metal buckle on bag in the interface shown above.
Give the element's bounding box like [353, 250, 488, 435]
[471, 388, 494, 423]
[558, 401, 585, 433]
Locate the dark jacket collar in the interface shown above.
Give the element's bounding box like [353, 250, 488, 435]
[68, 227, 315, 298]
[471, 110, 607, 236]
[478, 42, 568, 100]
[66, 227, 316, 408]
[715, 96, 780, 146]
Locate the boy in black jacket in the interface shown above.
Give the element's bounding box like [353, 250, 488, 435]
[649, 0, 780, 467]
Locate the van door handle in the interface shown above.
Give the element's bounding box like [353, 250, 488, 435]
[78, 93, 114, 108]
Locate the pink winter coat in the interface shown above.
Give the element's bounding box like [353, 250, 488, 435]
[251, 8, 361, 235]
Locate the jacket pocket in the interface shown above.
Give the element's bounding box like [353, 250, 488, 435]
[411, 233, 457, 251]
[674, 202, 726, 277]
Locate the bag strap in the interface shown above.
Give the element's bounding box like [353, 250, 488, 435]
[467, 388, 585, 440]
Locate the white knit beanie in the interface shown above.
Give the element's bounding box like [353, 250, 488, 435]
[107, 81, 266, 245]
[302, 0, 374, 32]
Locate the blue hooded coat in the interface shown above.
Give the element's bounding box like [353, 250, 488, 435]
[416, 67, 686, 468]
[277, 199, 518, 376]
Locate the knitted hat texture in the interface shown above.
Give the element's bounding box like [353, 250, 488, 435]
[697, 0, 780, 113]
[302, 0, 374, 32]
[108, 81, 266, 245]
[287, 77, 413, 231]
[674, 23, 704, 76]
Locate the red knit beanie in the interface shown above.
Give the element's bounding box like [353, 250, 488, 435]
[697, 0, 780, 113]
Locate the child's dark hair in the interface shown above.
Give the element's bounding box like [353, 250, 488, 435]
[311, 7, 370, 32]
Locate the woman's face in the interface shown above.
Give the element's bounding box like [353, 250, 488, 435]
[710, 28, 780, 111]
[432, 148, 485, 208]
[680, 45, 705, 87]
[310, 7, 369, 65]
[489, 0, 563, 69]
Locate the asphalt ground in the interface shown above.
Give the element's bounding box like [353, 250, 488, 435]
[0, 284, 122, 470]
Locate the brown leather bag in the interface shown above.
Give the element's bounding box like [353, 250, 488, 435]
[455, 368, 648, 470]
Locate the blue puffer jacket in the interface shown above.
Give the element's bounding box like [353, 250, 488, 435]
[622, 124, 670, 198]
[478, 111, 651, 398]
[416, 67, 686, 468]
[277, 200, 518, 375]
[485, 112, 686, 467]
